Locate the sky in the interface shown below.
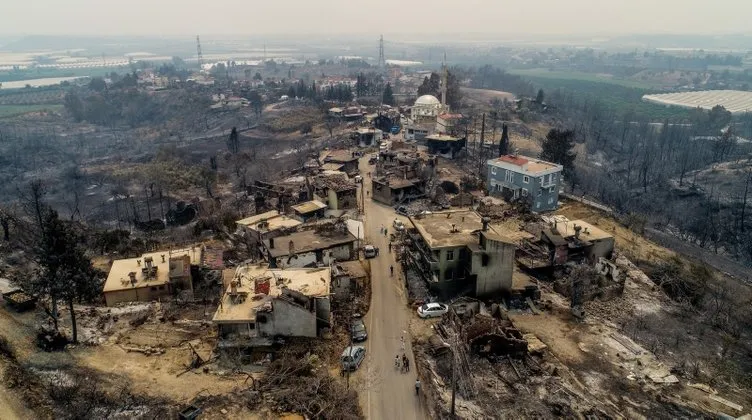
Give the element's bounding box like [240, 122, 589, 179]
[2, 0, 751, 37]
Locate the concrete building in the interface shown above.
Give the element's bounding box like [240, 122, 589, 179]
[291, 200, 327, 222]
[517, 217, 615, 269]
[321, 150, 360, 175]
[436, 113, 463, 136]
[425, 134, 466, 159]
[236, 210, 303, 241]
[353, 127, 383, 147]
[261, 228, 357, 268]
[212, 265, 331, 348]
[404, 123, 432, 141]
[404, 210, 515, 298]
[103, 246, 202, 306]
[371, 176, 425, 206]
[487, 155, 563, 212]
[312, 173, 358, 210]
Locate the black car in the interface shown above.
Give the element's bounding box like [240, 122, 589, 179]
[351, 318, 368, 342]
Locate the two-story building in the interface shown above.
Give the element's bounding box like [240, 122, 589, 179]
[212, 265, 331, 349]
[404, 210, 515, 298]
[261, 228, 357, 269]
[103, 246, 203, 306]
[487, 155, 563, 212]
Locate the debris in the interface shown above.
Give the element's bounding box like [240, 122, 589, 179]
[522, 333, 547, 354]
[709, 395, 743, 413]
[526, 297, 542, 314]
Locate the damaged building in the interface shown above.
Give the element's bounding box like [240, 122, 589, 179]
[320, 150, 360, 175]
[260, 225, 358, 269]
[517, 217, 616, 269]
[487, 155, 563, 212]
[425, 134, 466, 159]
[312, 172, 358, 210]
[103, 246, 203, 306]
[371, 150, 431, 206]
[290, 200, 327, 222]
[212, 265, 332, 349]
[236, 210, 303, 242]
[403, 210, 516, 298]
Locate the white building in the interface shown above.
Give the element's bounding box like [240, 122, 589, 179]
[411, 95, 443, 123]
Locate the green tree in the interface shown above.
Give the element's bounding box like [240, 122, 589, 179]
[382, 83, 395, 105]
[540, 128, 577, 182]
[536, 88, 545, 104]
[88, 77, 106, 92]
[227, 127, 239, 154]
[28, 204, 99, 343]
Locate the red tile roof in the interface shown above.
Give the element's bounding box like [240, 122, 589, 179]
[498, 155, 529, 166]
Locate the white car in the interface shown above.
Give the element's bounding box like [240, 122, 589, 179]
[392, 219, 405, 231]
[417, 302, 449, 318]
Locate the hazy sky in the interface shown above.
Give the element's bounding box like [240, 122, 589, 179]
[2, 0, 751, 36]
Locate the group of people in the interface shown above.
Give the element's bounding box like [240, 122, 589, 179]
[395, 353, 411, 373]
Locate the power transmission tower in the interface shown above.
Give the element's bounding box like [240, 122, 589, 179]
[378, 35, 386, 69]
[196, 35, 204, 70]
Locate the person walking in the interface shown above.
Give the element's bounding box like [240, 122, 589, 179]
[395, 354, 401, 370]
[388, 242, 392, 252]
[401, 354, 408, 373]
[404, 355, 410, 372]
[390, 265, 394, 276]
[400, 335, 405, 350]
[415, 379, 421, 395]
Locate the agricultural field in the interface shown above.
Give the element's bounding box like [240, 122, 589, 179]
[508, 68, 657, 89]
[0, 104, 63, 118]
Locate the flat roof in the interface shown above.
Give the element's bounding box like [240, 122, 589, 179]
[291, 200, 327, 214]
[375, 176, 419, 189]
[335, 261, 367, 279]
[322, 149, 358, 163]
[264, 230, 356, 258]
[409, 210, 488, 248]
[236, 210, 281, 227]
[558, 219, 613, 242]
[103, 246, 202, 293]
[425, 134, 461, 142]
[237, 211, 302, 233]
[212, 265, 331, 324]
[320, 163, 344, 171]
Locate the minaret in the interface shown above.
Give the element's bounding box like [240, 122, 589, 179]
[440, 52, 448, 110]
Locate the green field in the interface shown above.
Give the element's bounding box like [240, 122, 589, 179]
[508, 68, 657, 89]
[0, 104, 63, 118]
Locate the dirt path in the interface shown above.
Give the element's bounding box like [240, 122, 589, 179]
[357, 156, 427, 420]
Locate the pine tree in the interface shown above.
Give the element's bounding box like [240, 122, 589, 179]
[540, 128, 577, 181]
[382, 83, 395, 105]
[536, 88, 545, 104]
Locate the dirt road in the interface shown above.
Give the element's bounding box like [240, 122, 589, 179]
[357, 156, 427, 420]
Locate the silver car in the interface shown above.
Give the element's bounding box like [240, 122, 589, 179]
[341, 346, 366, 371]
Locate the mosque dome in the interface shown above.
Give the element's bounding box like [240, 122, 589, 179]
[414, 95, 440, 106]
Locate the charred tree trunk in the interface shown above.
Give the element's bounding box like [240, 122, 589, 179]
[68, 297, 77, 343]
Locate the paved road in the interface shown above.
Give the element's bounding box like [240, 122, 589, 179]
[357, 156, 427, 420]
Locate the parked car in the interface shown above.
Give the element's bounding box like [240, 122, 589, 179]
[395, 205, 408, 216]
[351, 318, 368, 342]
[364, 245, 379, 259]
[417, 302, 449, 318]
[392, 219, 405, 231]
[341, 345, 366, 371]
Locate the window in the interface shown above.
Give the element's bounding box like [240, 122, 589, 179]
[548, 197, 554, 204]
[505, 170, 513, 183]
[549, 186, 555, 193]
[481, 254, 489, 266]
[150, 287, 157, 291]
[523, 175, 529, 183]
[522, 188, 528, 197]
[537, 189, 542, 197]
[446, 250, 454, 261]
[491, 166, 497, 175]
[536, 201, 541, 209]
[158, 285, 165, 290]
